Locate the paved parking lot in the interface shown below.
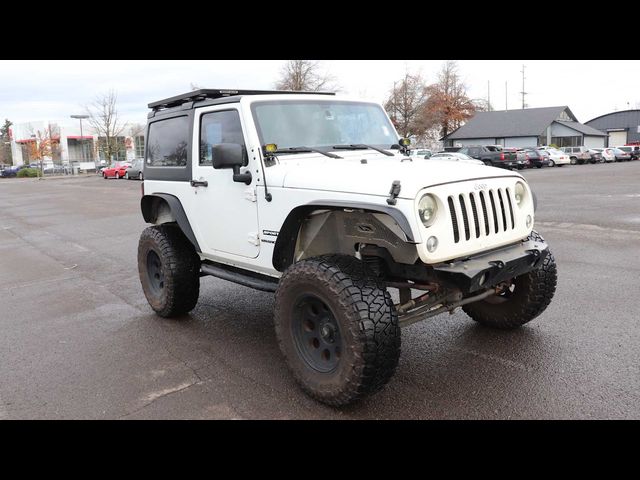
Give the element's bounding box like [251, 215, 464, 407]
[0, 163, 639, 419]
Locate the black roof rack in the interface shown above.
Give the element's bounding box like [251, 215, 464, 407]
[148, 88, 335, 110]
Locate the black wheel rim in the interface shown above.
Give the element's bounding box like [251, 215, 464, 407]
[146, 250, 165, 296]
[292, 294, 342, 373]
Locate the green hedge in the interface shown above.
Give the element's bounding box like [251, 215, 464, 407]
[17, 168, 41, 178]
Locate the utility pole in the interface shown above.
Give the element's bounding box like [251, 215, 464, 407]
[505, 81, 508, 110]
[520, 64, 527, 109]
[487, 80, 491, 111]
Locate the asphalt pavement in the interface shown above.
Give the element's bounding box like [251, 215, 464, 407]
[0, 162, 638, 419]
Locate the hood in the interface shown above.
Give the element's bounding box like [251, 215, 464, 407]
[266, 151, 522, 200]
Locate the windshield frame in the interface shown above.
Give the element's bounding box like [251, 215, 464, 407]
[249, 99, 399, 155]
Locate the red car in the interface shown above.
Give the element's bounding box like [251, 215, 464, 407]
[102, 162, 131, 179]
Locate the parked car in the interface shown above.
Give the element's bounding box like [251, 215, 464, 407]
[587, 149, 604, 163]
[562, 146, 592, 165]
[125, 159, 144, 180]
[615, 146, 638, 160]
[501, 147, 527, 169]
[457, 145, 519, 169]
[522, 148, 549, 168]
[43, 165, 69, 175]
[592, 148, 615, 162]
[102, 161, 131, 179]
[611, 147, 631, 162]
[537, 147, 570, 167]
[428, 152, 485, 165]
[0, 166, 19, 177]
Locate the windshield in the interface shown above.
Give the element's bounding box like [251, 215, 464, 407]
[251, 100, 398, 151]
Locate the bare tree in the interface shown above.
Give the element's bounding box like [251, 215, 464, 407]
[86, 90, 127, 166]
[384, 72, 429, 139]
[275, 60, 338, 92]
[423, 61, 478, 139]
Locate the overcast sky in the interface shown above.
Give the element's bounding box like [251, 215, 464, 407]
[1, 60, 638, 126]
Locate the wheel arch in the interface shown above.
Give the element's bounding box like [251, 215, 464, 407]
[272, 201, 417, 272]
[140, 194, 201, 252]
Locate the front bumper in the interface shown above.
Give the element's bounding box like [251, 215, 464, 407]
[431, 237, 549, 293]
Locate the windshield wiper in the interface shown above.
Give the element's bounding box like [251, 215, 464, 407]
[274, 146, 342, 159]
[332, 144, 394, 157]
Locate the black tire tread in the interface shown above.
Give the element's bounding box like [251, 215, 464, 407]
[274, 254, 400, 406]
[138, 224, 200, 318]
[462, 231, 557, 329]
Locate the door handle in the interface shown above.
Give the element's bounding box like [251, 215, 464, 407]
[190, 179, 208, 187]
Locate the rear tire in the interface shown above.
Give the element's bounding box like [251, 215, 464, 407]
[274, 255, 401, 406]
[138, 225, 200, 318]
[462, 231, 557, 329]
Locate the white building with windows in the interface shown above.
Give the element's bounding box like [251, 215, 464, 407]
[442, 106, 607, 149]
[9, 120, 146, 170]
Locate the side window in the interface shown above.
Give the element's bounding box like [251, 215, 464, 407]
[200, 110, 246, 166]
[146, 116, 189, 167]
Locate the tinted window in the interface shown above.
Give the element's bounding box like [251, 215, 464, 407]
[200, 110, 246, 166]
[146, 116, 189, 167]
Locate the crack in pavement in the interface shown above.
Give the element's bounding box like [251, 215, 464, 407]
[118, 380, 204, 420]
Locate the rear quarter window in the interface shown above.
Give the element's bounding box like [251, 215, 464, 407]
[146, 116, 190, 167]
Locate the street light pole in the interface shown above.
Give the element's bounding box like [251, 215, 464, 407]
[71, 114, 90, 173]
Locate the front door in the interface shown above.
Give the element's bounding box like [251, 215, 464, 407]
[189, 105, 259, 259]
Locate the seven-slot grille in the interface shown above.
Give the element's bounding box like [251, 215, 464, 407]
[447, 188, 516, 243]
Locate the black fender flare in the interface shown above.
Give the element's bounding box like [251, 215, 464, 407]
[141, 194, 201, 252]
[272, 200, 417, 272]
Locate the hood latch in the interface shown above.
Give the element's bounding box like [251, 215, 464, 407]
[386, 180, 401, 205]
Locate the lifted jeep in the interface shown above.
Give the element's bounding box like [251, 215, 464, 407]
[137, 89, 557, 406]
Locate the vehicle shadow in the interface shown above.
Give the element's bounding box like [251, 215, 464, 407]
[132, 279, 567, 419]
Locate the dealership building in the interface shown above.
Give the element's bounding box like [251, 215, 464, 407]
[442, 106, 607, 149]
[584, 110, 640, 147]
[9, 120, 146, 170]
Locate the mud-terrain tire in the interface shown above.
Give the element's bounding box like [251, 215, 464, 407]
[138, 225, 200, 318]
[274, 255, 401, 406]
[462, 231, 557, 329]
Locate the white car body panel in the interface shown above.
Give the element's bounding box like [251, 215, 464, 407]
[143, 94, 535, 277]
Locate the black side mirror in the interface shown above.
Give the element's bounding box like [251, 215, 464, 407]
[212, 143, 246, 169]
[211, 143, 252, 184]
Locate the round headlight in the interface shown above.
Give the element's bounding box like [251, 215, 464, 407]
[515, 181, 526, 207]
[418, 194, 438, 227]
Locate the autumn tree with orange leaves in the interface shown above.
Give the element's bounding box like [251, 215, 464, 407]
[423, 61, 480, 140]
[25, 124, 61, 175]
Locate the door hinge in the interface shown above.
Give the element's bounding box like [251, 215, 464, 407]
[248, 232, 260, 246]
[245, 187, 257, 202]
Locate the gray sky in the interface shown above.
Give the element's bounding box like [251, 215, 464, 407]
[1, 60, 638, 126]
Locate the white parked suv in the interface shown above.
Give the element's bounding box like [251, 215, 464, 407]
[137, 89, 557, 406]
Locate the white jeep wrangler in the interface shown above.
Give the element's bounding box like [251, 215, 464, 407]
[137, 89, 557, 406]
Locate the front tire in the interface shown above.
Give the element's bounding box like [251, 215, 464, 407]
[548, 159, 555, 167]
[137, 225, 200, 318]
[274, 255, 401, 406]
[462, 231, 557, 329]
